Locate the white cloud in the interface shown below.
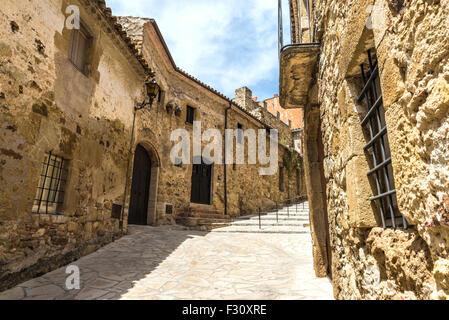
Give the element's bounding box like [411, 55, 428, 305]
[106, 0, 280, 100]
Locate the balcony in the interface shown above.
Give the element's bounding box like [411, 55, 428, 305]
[278, 0, 320, 109]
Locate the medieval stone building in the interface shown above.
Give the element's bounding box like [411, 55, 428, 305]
[279, 0, 449, 299]
[0, 0, 304, 291]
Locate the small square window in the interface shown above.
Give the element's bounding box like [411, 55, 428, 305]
[33, 152, 68, 214]
[68, 24, 92, 75]
[186, 106, 195, 124]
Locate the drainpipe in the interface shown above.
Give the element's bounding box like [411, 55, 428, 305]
[223, 103, 232, 217]
[120, 107, 138, 231]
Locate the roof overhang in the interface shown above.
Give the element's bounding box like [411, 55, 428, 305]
[279, 43, 320, 109]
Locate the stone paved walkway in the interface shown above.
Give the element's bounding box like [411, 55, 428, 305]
[0, 202, 334, 300]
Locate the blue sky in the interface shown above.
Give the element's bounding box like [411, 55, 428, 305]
[106, 0, 290, 101]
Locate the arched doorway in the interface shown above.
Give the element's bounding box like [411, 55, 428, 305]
[128, 144, 152, 225]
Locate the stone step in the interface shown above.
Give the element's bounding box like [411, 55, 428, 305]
[183, 212, 228, 219]
[266, 211, 309, 215]
[258, 214, 309, 219]
[176, 217, 231, 228]
[182, 204, 225, 219]
[209, 229, 310, 235]
[233, 217, 309, 222]
[277, 208, 309, 212]
[236, 214, 309, 220]
[207, 222, 308, 227]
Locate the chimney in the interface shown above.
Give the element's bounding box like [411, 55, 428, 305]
[274, 94, 279, 98]
[234, 87, 255, 111]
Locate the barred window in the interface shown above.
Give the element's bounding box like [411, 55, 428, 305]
[33, 152, 68, 214]
[358, 49, 408, 229]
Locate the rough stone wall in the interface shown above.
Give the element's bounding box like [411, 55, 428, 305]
[0, 0, 146, 290]
[309, 0, 449, 299]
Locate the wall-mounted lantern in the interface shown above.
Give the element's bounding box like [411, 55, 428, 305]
[136, 78, 160, 111]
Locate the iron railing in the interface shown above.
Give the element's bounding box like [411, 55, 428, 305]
[256, 196, 308, 229]
[278, 0, 317, 56]
[358, 50, 408, 229]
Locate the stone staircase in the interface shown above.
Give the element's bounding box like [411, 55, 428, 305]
[177, 201, 310, 234]
[175, 204, 232, 230]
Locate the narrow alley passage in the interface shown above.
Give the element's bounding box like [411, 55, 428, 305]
[0, 202, 333, 300]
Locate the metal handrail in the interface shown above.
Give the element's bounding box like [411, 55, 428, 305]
[248, 196, 308, 230]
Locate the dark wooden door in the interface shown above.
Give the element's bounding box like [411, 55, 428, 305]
[191, 160, 212, 205]
[128, 145, 151, 225]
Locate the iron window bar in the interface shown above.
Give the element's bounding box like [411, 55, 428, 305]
[34, 151, 67, 215]
[367, 157, 392, 176]
[359, 49, 408, 229]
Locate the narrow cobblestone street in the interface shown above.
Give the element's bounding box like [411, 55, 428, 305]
[0, 203, 333, 300]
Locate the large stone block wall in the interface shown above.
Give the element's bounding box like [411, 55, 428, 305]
[310, 0, 449, 299]
[0, 0, 146, 291]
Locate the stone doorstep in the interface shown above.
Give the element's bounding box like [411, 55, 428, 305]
[182, 205, 225, 219]
[175, 217, 231, 227]
[186, 212, 228, 219]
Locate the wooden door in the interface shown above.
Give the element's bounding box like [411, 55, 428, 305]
[191, 160, 212, 205]
[128, 145, 151, 225]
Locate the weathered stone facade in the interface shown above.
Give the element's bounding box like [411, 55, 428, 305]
[0, 2, 305, 291]
[0, 0, 151, 291]
[281, 0, 449, 299]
